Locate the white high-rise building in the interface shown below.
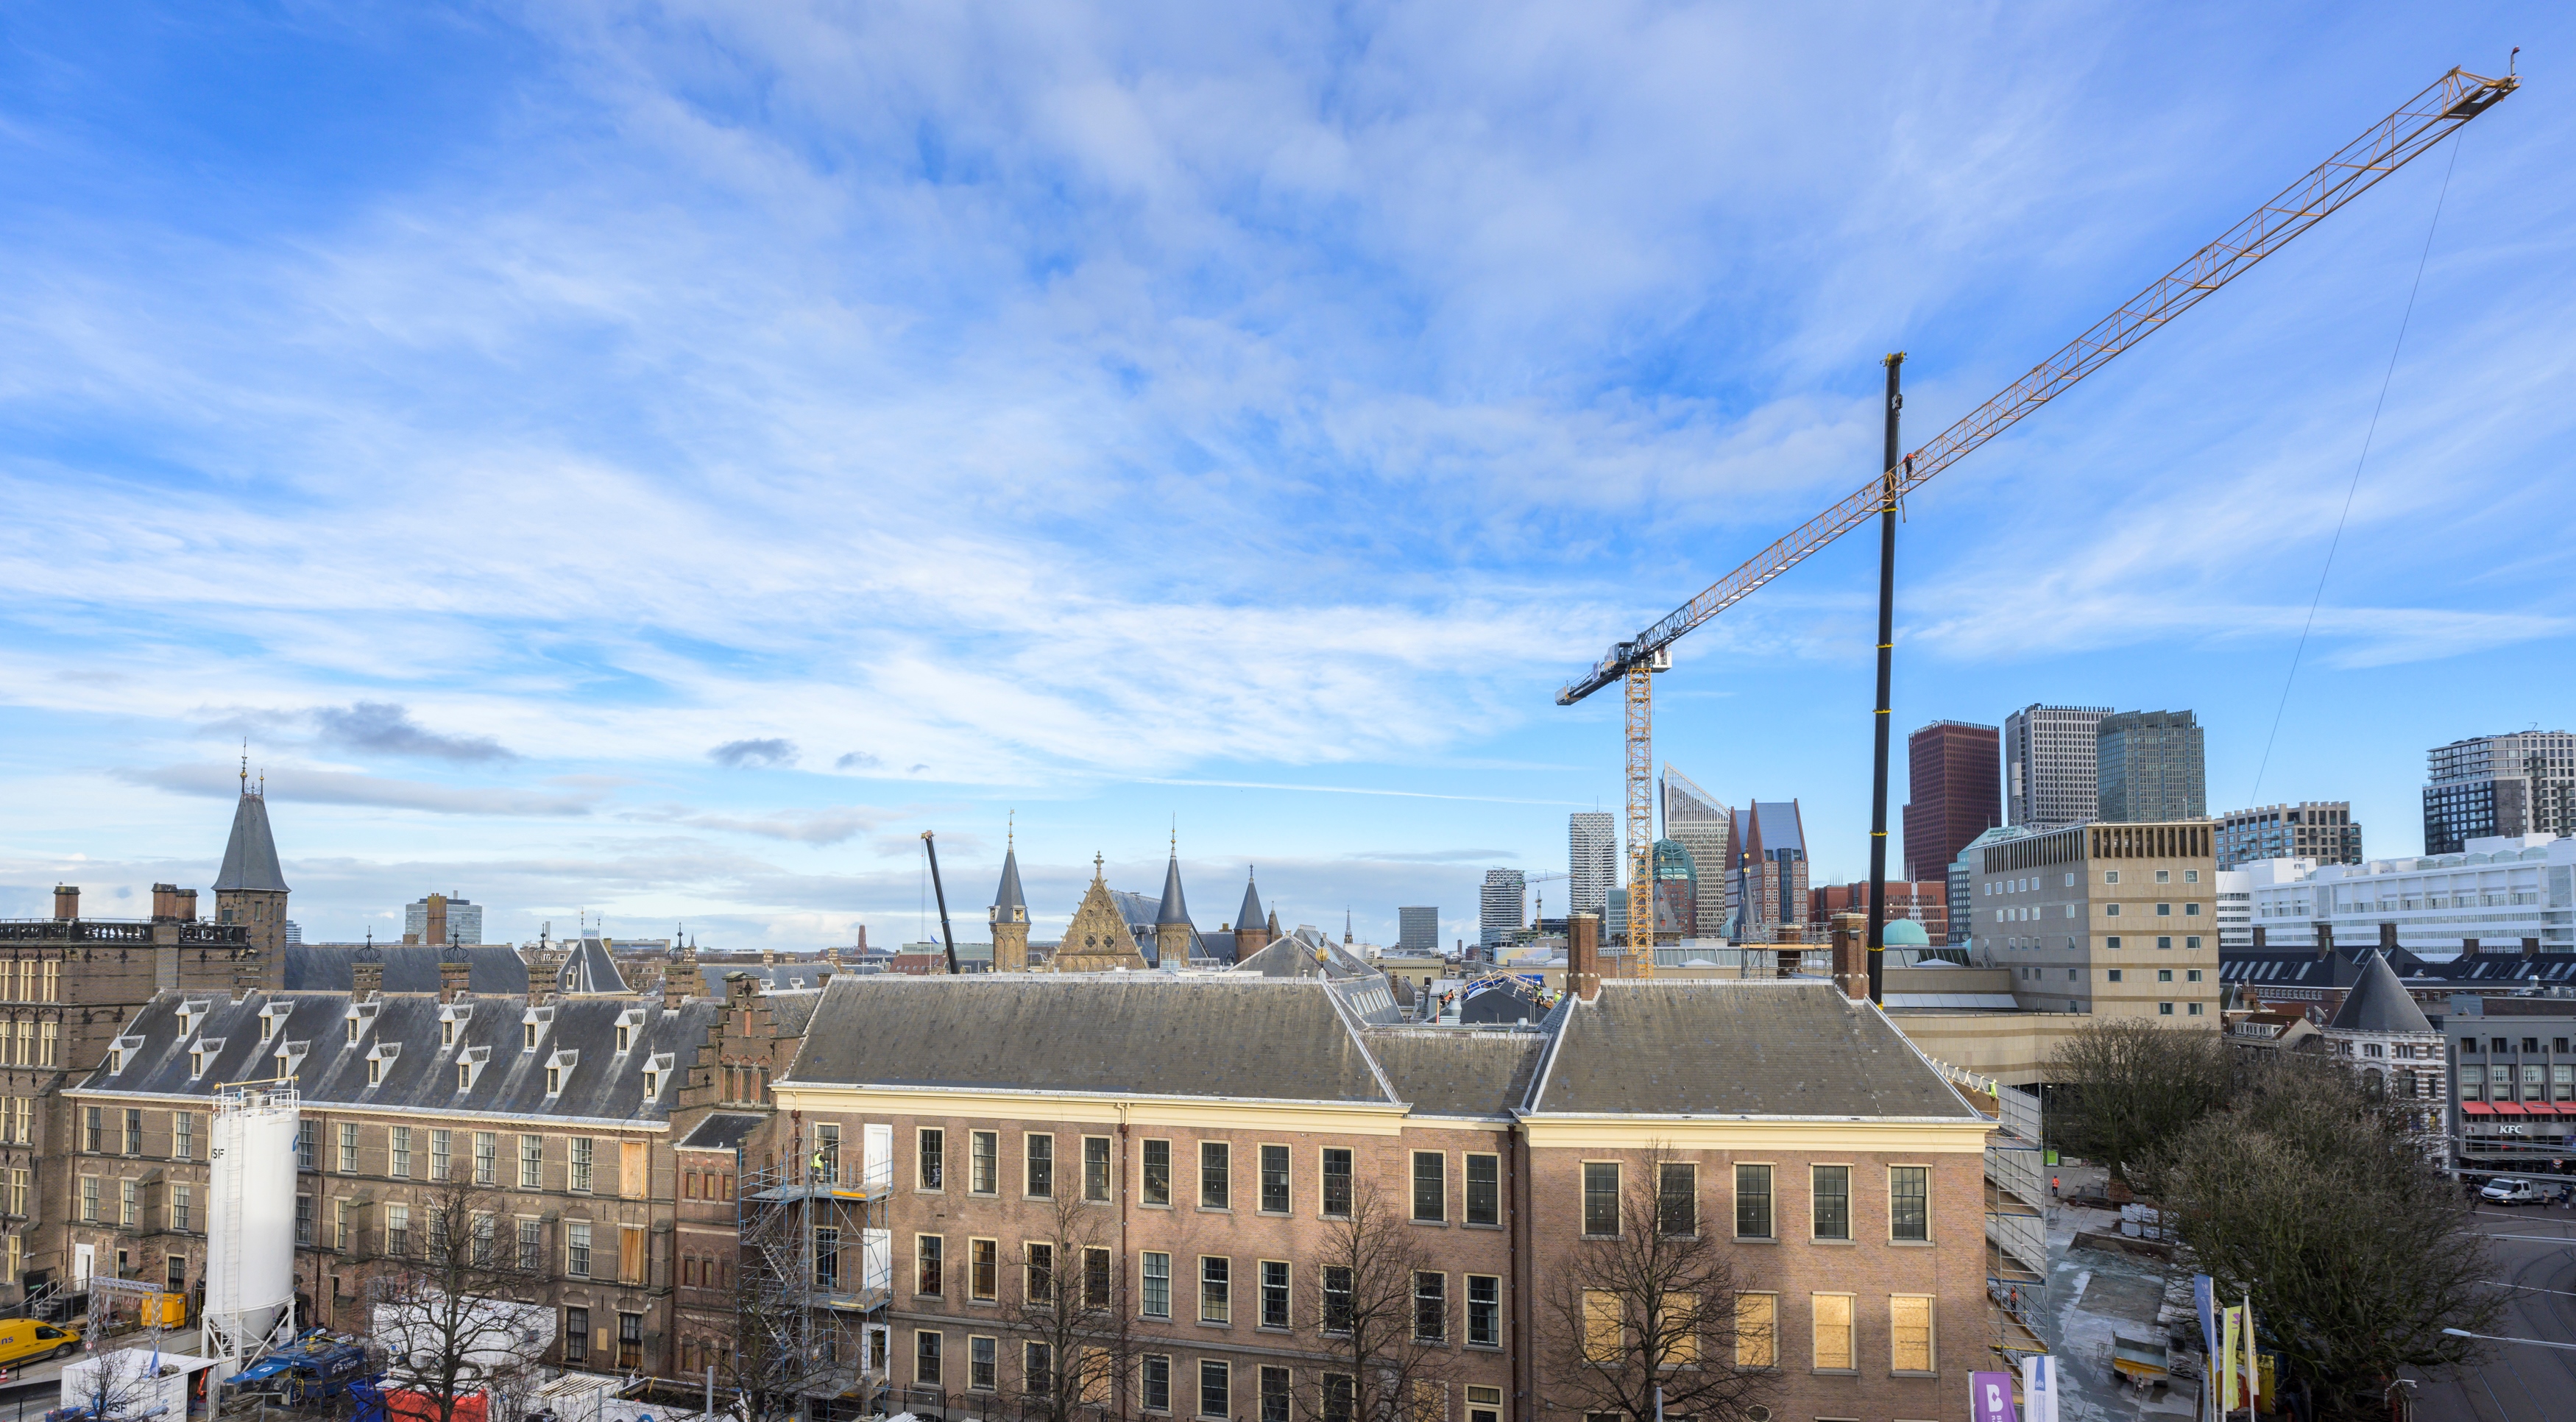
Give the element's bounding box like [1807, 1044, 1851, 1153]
[1660, 766, 1733, 940]
[1479, 869, 1527, 947]
[1568, 813, 1616, 917]
[2215, 869, 2253, 950]
[2006, 704, 2110, 831]
[402, 894, 484, 946]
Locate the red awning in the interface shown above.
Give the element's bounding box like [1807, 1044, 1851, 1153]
[2461, 1102, 2496, 1115]
[2491, 1102, 2527, 1116]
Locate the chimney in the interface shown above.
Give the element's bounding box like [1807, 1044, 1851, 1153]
[2251, 926, 2266, 951]
[174, 888, 197, 922]
[1567, 912, 1602, 1003]
[1829, 910, 1869, 1002]
[2463, 938, 2481, 958]
[232, 952, 264, 1002]
[152, 883, 178, 921]
[761, 947, 778, 966]
[425, 894, 450, 948]
[439, 948, 472, 1004]
[2524, 937, 2542, 958]
[2379, 922, 2399, 953]
[53, 885, 78, 922]
[665, 949, 696, 1010]
[351, 947, 384, 1001]
[1774, 921, 1806, 979]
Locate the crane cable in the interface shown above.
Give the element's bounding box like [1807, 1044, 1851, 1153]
[2247, 130, 2464, 806]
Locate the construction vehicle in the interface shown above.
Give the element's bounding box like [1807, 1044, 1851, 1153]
[223, 1330, 375, 1407]
[1557, 63, 2520, 997]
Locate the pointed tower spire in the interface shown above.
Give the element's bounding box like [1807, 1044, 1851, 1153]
[1229, 867, 1270, 965]
[1155, 835, 1193, 970]
[991, 819, 1031, 972]
[214, 766, 291, 983]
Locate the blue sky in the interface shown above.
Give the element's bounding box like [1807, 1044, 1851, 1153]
[2, 3, 2569, 950]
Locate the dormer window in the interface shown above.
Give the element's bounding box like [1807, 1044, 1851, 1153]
[456, 1045, 490, 1093]
[274, 1040, 310, 1079]
[344, 1000, 378, 1046]
[522, 1005, 553, 1053]
[189, 1039, 226, 1081]
[438, 1002, 473, 1050]
[108, 1035, 144, 1075]
[176, 1000, 212, 1040]
[258, 1002, 293, 1043]
[641, 1051, 676, 1100]
[613, 1007, 645, 1055]
[366, 1042, 403, 1086]
[545, 1049, 578, 1097]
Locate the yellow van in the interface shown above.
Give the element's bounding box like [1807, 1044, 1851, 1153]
[0, 1316, 82, 1366]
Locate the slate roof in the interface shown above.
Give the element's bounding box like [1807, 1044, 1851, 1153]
[2328, 951, 2438, 1034]
[214, 792, 289, 893]
[558, 936, 630, 994]
[1231, 930, 1377, 982]
[287, 944, 528, 995]
[701, 963, 838, 994]
[788, 974, 1398, 1103]
[75, 989, 717, 1125]
[677, 1111, 769, 1152]
[1524, 981, 1983, 1120]
[1364, 1029, 1546, 1118]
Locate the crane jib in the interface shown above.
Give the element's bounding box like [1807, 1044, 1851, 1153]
[1556, 64, 2516, 707]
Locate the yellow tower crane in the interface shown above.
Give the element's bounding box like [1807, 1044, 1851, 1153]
[1557, 63, 2519, 991]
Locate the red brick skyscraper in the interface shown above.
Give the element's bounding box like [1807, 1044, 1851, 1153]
[1904, 721, 2002, 883]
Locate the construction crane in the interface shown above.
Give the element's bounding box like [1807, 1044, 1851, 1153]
[1557, 63, 2520, 997]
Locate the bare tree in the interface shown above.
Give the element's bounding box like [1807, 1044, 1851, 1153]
[1005, 1190, 1143, 1422]
[365, 1174, 551, 1422]
[2044, 1019, 2234, 1186]
[1541, 1153, 1772, 1422]
[723, 1249, 806, 1422]
[66, 1347, 162, 1422]
[2156, 1056, 2503, 1420]
[1295, 1183, 1458, 1422]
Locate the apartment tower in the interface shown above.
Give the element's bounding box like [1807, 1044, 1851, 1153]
[2424, 731, 2576, 855]
[1566, 813, 1616, 917]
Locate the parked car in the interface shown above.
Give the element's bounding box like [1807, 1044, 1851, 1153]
[0, 1317, 82, 1366]
[2481, 1177, 2546, 1205]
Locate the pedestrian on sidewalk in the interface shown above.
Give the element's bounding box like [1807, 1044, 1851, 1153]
[2051, 1174, 2061, 1200]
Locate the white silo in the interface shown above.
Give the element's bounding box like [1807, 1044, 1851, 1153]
[202, 1083, 300, 1377]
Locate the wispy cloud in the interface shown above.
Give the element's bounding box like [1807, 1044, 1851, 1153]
[121, 763, 602, 818]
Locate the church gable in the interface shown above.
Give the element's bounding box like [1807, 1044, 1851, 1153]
[1052, 869, 1150, 972]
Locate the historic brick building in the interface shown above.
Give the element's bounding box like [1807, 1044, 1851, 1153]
[769, 951, 1992, 1422]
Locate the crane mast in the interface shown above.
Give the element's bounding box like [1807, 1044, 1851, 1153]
[1564, 63, 2517, 975]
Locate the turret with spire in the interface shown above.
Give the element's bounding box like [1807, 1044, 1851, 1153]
[1231, 868, 1270, 963]
[214, 749, 291, 983]
[991, 816, 1031, 972]
[1154, 830, 1194, 970]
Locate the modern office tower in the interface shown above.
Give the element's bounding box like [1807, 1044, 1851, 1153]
[2215, 802, 2363, 869]
[2006, 704, 2111, 830]
[2424, 731, 2576, 854]
[1479, 869, 1526, 947]
[1396, 906, 1440, 952]
[402, 893, 484, 946]
[2096, 710, 2207, 822]
[1568, 813, 1617, 916]
[1904, 721, 2001, 884]
[1729, 800, 1808, 943]
[1660, 765, 1733, 938]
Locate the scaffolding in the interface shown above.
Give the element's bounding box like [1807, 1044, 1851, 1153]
[739, 1124, 892, 1422]
[1983, 1081, 2052, 1379]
